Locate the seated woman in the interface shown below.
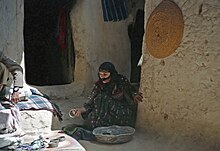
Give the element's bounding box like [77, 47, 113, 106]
[63, 62, 143, 140]
[0, 51, 24, 135]
[0, 51, 23, 104]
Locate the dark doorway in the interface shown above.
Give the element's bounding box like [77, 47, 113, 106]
[24, 0, 75, 86]
[128, 9, 144, 84]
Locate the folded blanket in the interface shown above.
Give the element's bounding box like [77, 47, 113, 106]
[16, 95, 53, 111]
[17, 95, 63, 121]
[0, 85, 63, 121]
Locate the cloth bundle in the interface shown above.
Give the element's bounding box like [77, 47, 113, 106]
[62, 124, 96, 141]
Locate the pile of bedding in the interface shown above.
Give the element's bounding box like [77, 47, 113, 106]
[0, 85, 63, 135]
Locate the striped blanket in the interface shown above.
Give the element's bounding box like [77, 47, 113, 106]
[16, 95, 53, 111]
[0, 95, 63, 121]
[0, 95, 52, 111]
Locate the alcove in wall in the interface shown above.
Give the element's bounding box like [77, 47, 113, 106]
[24, 0, 75, 86]
[128, 9, 144, 84]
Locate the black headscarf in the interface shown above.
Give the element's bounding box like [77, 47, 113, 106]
[98, 62, 118, 83]
[98, 62, 118, 75]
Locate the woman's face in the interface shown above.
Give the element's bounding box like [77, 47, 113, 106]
[99, 71, 111, 83]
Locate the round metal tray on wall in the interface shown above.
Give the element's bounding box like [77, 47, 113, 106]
[145, 0, 184, 59]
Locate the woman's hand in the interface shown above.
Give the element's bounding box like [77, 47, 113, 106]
[134, 92, 143, 103]
[11, 92, 20, 104]
[69, 107, 86, 118]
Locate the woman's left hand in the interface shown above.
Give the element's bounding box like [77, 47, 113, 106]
[134, 92, 143, 103]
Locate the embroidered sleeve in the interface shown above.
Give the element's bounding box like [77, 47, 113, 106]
[111, 84, 124, 100]
[122, 76, 137, 95]
[82, 83, 100, 120]
[83, 83, 100, 111]
[119, 75, 138, 105]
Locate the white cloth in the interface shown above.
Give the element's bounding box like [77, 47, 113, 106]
[137, 55, 143, 66]
[0, 108, 24, 148]
[0, 108, 23, 135]
[0, 136, 22, 149]
[6, 83, 43, 100]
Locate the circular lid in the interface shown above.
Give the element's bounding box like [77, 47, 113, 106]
[145, 0, 184, 58]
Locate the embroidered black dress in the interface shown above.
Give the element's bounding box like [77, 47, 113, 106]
[82, 74, 138, 129]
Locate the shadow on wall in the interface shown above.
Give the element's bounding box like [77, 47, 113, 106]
[128, 9, 144, 84]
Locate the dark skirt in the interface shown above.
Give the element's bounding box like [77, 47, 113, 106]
[82, 92, 137, 129]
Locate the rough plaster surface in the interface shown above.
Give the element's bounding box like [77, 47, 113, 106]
[52, 98, 212, 151]
[20, 110, 52, 134]
[0, 0, 24, 62]
[69, 0, 132, 96]
[137, 0, 220, 148]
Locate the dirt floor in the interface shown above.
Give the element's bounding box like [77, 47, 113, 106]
[50, 97, 218, 151]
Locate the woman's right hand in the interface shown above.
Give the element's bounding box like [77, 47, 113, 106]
[69, 107, 86, 118]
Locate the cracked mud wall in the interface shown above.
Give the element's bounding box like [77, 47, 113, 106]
[137, 0, 220, 147]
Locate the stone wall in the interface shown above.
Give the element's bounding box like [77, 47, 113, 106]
[137, 0, 220, 147]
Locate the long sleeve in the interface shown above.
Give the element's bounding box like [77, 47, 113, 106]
[0, 51, 23, 87]
[117, 75, 138, 105]
[84, 83, 101, 109]
[82, 83, 100, 119]
[118, 75, 138, 97]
